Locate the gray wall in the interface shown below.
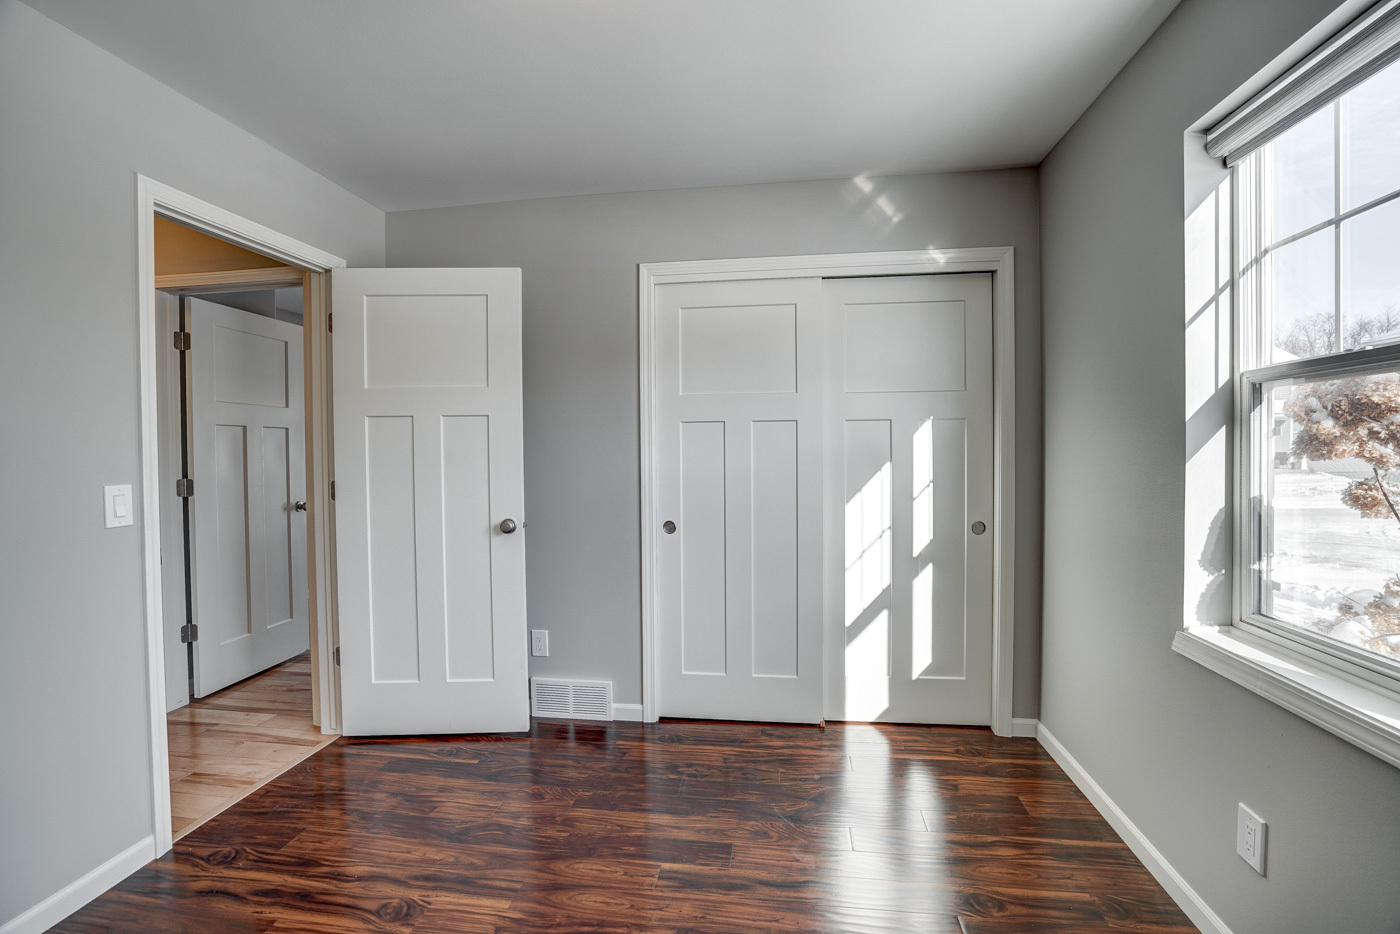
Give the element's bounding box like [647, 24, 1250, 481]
[1039, 0, 1400, 931]
[387, 170, 1043, 717]
[0, 1, 383, 923]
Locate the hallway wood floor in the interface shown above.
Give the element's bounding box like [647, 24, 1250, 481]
[167, 652, 337, 839]
[55, 720, 1197, 933]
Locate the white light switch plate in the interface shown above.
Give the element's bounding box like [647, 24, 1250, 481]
[104, 484, 134, 528]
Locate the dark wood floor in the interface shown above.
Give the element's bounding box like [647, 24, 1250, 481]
[168, 652, 337, 839]
[52, 720, 1197, 933]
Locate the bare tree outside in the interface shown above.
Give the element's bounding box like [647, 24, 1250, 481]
[1279, 312, 1337, 358]
[1347, 303, 1400, 351]
[1278, 303, 1400, 359]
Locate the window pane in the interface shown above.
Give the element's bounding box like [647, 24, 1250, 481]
[1270, 106, 1335, 242]
[1343, 197, 1400, 350]
[1270, 226, 1336, 361]
[1343, 57, 1400, 211]
[1262, 370, 1400, 664]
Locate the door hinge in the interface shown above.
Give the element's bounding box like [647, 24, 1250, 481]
[180, 623, 199, 643]
[334, 646, 341, 666]
[327, 312, 333, 333]
[330, 480, 335, 501]
[175, 477, 194, 497]
[173, 331, 191, 350]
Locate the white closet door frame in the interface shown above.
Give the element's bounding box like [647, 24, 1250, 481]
[639, 248, 1019, 736]
[136, 176, 346, 858]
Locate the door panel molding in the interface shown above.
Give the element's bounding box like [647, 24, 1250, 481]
[826, 275, 994, 725]
[331, 267, 528, 737]
[655, 278, 826, 722]
[137, 175, 346, 859]
[639, 248, 1018, 735]
[186, 299, 309, 696]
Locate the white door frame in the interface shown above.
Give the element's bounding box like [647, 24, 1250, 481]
[135, 175, 346, 856]
[638, 248, 1018, 736]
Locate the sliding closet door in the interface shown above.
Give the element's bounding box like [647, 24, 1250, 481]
[825, 275, 994, 724]
[653, 278, 825, 723]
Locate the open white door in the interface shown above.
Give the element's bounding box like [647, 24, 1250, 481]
[332, 268, 528, 736]
[187, 298, 310, 696]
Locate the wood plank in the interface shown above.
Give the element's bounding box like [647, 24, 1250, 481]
[163, 652, 337, 841]
[52, 720, 1198, 934]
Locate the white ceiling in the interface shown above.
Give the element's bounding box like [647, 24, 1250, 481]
[27, 0, 1180, 212]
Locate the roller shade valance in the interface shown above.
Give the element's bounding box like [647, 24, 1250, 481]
[1206, 0, 1400, 164]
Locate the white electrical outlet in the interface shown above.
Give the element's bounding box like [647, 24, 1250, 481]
[531, 630, 549, 657]
[1237, 803, 1267, 875]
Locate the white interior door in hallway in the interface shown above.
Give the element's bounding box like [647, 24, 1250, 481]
[332, 268, 529, 736]
[652, 273, 994, 726]
[825, 275, 994, 725]
[187, 297, 309, 696]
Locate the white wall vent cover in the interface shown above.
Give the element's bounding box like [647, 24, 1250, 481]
[530, 678, 613, 720]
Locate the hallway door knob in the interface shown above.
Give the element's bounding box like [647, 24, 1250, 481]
[499, 518, 518, 534]
[294, 501, 307, 512]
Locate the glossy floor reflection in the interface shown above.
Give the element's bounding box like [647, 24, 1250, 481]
[53, 720, 1198, 933]
[168, 652, 337, 839]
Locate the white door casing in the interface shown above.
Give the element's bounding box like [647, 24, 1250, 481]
[653, 277, 826, 723]
[825, 275, 994, 725]
[332, 267, 528, 736]
[187, 297, 310, 696]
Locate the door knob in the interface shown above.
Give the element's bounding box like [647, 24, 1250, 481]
[294, 501, 307, 512]
[971, 521, 986, 535]
[662, 520, 676, 534]
[499, 518, 518, 534]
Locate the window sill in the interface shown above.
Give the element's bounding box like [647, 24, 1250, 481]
[1173, 626, 1400, 769]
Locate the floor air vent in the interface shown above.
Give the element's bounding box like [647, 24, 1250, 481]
[530, 678, 613, 720]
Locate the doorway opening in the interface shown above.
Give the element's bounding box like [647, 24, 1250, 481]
[154, 221, 335, 837]
[137, 177, 347, 855]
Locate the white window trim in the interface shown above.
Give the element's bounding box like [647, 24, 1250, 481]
[1200, 334, 1400, 765]
[1175, 6, 1400, 766]
[1234, 345, 1400, 696]
[1206, 0, 1400, 163]
[1174, 625, 1400, 769]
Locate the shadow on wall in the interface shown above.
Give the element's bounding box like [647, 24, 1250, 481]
[1196, 506, 1231, 624]
[1185, 174, 1234, 627]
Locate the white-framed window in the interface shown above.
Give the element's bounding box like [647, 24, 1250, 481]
[1234, 56, 1400, 687]
[1174, 0, 1400, 769]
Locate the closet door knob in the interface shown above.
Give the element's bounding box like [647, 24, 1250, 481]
[499, 518, 518, 534]
[294, 501, 307, 512]
[662, 520, 677, 534]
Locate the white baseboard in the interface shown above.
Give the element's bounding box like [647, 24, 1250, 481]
[1035, 724, 1232, 934]
[1009, 717, 1039, 737]
[1, 835, 155, 934]
[612, 703, 644, 722]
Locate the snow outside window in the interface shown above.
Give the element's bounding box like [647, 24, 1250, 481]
[1239, 57, 1400, 677]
